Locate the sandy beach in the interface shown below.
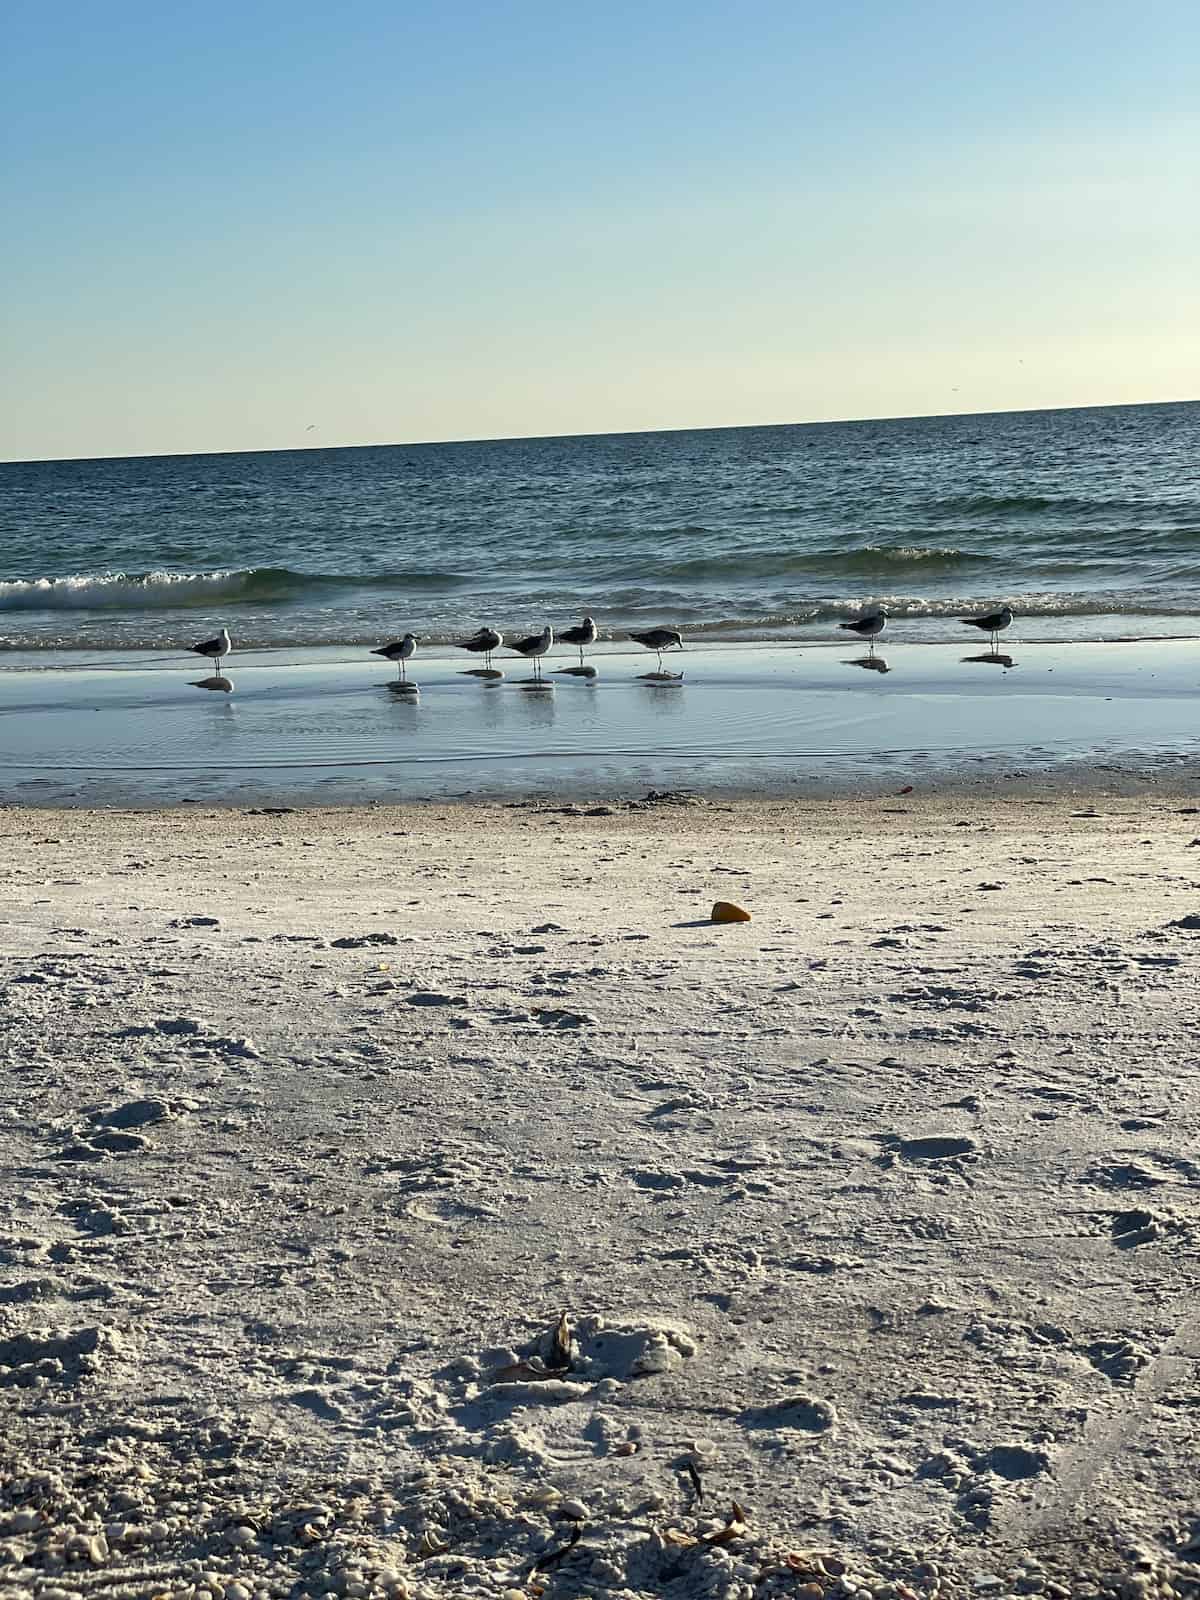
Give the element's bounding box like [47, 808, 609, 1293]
[2, 792, 1199, 1599]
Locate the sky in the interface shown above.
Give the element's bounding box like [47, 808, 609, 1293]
[2, 0, 1197, 461]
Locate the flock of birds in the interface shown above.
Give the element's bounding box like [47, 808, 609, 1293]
[186, 606, 1015, 688]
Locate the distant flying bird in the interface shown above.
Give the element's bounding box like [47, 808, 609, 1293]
[305, 424, 317, 431]
[628, 626, 684, 672]
[508, 624, 554, 677]
[838, 610, 887, 652]
[455, 626, 503, 670]
[188, 626, 232, 664]
[372, 633, 418, 679]
[559, 615, 598, 667]
[961, 605, 1013, 650]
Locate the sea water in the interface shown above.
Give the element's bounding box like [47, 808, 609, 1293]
[3, 401, 1198, 654]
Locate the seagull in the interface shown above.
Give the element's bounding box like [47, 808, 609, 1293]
[508, 624, 554, 678]
[960, 605, 1013, 651]
[559, 616, 598, 667]
[371, 633, 418, 679]
[628, 627, 683, 673]
[838, 609, 887, 654]
[189, 626, 232, 664]
[455, 626, 503, 669]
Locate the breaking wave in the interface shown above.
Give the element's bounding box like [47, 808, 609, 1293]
[0, 566, 469, 611]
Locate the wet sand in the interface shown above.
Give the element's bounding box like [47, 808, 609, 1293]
[1, 795, 1199, 1598]
[1, 636, 1198, 808]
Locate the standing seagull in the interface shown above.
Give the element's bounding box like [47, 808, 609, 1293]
[559, 615, 598, 667]
[508, 624, 554, 679]
[455, 626, 503, 670]
[961, 605, 1013, 652]
[188, 626, 232, 665]
[628, 627, 684, 673]
[372, 633, 418, 679]
[839, 609, 887, 654]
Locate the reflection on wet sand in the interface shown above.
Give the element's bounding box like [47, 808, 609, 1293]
[963, 652, 1016, 668]
[637, 679, 686, 718]
[637, 669, 684, 682]
[556, 665, 598, 679]
[387, 680, 420, 698]
[190, 675, 234, 693]
[845, 655, 891, 674]
[514, 685, 557, 731]
[461, 667, 505, 680]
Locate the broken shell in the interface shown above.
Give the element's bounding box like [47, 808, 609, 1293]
[711, 901, 751, 923]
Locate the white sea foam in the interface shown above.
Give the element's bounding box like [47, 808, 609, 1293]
[0, 570, 252, 610]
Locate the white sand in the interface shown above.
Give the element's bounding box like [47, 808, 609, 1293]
[1, 793, 1198, 1599]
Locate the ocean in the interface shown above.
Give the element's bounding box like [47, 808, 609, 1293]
[2, 401, 1198, 653]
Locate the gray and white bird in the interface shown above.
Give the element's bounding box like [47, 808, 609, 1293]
[628, 627, 683, 672]
[559, 615, 598, 667]
[508, 624, 554, 677]
[371, 633, 418, 679]
[961, 605, 1013, 651]
[455, 626, 503, 669]
[839, 609, 887, 652]
[188, 626, 232, 665]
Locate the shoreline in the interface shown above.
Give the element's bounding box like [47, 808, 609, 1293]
[2, 794, 1199, 1597]
[5, 618, 1200, 665]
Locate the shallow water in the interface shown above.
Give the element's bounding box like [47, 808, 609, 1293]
[3, 638, 1196, 806]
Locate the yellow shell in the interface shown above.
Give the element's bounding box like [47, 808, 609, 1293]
[711, 901, 751, 923]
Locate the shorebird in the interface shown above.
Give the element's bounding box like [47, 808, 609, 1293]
[371, 633, 418, 679]
[628, 627, 683, 672]
[838, 609, 887, 654]
[188, 626, 232, 665]
[455, 626, 503, 669]
[508, 624, 554, 678]
[961, 605, 1013, 651]
[559, 616, 598, 667]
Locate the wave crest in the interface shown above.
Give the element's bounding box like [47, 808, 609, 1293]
[0, 566, 469, 611]
[649, 544, 987, 581]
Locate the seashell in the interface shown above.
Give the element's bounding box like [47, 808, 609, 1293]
[711, 901, 751, 923]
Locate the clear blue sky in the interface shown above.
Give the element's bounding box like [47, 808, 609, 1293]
[2, 0, 1197, 459]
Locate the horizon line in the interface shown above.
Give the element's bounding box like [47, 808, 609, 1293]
[3, 394, 1196, 469]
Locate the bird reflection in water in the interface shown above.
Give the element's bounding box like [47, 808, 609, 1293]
[387, 680, 420, 699]
[514, 683, 557, 730]
[845, 655, 891, 674]
[190, 674, 234, 693]
[637, 677, 686, 715]
[962, 652, 1015, 669]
